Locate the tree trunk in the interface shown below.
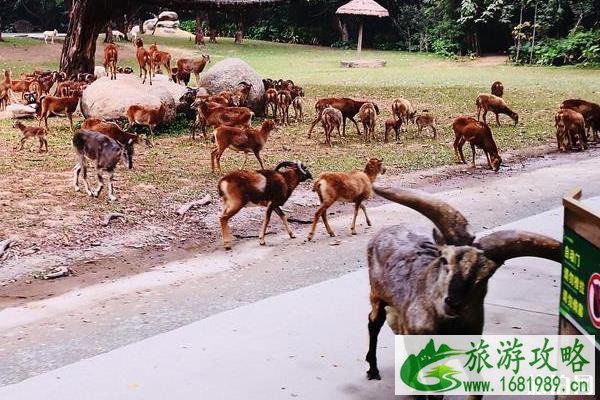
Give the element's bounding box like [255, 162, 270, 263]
[515, 2, 524, 62]
[0, 16, 4, 42]
[60, 0, 112, 76]
[529, 1, 537, 64]
[105, 22, 114, 43]
[195, 12, 205, 45]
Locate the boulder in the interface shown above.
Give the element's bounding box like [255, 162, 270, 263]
[199, 58, 265, 113]
[143, 18, 159, 32]
[7, 104, 36, 119]
[158, 11, 179, 21]
[157, 20, 180, 29]
[80, 74, 187, 124]
[94, 66, 107, 79]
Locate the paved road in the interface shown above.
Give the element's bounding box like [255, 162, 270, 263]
[1, 156, 599, 397]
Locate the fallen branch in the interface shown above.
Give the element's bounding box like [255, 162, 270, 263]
[288, 218, 312, 225]
[177, 194, 211, 216]
[101, 212, 126, 226]
[0, 237, 16, 258]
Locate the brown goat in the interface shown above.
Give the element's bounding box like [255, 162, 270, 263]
[452, 116, 502, 171]
[307, 158, 385, 241]
[126, 104, 165, 143]
[365, 186, 560, 384]
[476, 93, 519, 126]
[176, 55, 210, 86]
[560, 99, 600, 142]
[358, 103, 377, 142]
[391, 97, 415, 128]
[276, 90, 291, 125]
[148, 43, 172, 80]
[104, 43, 118, 80]
[135, 38, 152, 85]
[491, 81, 504, 97]
[39, 90, 82, 131]
[13, 121, 48, 152]
[234, 82, 252, 107]
[264, 88, 278, 118]
[415, 110, 438, 138]
[321, 106, 343, 146]
[383, 118, 402, 143]
[292, 96, 304, 122]
[197, 101, 253, 131]
[308, 98, 379, 137]
[554, 109, 587, 152]
[211, 119, 277, 172]
[218, 161, 312, 249]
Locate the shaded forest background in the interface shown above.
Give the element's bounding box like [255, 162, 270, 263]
[1, 0, 599, 65]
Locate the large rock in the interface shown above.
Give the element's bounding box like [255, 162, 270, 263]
[158, 11, 179, 21]
[7, 104, 36, 119]
[80, 74, 187, 123]
[200, 58, 265, 113]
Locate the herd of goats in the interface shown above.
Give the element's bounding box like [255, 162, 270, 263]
[1, 39, 597, 389]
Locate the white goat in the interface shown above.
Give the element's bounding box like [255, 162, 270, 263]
[43, 29, 58, 44]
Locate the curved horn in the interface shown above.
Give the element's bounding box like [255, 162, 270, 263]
[373, 186, 474, 246]
[275, 161, 295, 171]
[475, 230, 561, 266]
[294, 160, 307, 175]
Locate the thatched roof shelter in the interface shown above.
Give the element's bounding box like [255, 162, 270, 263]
[336, 0, 389, 52]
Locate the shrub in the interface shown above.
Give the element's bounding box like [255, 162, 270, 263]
[511, 29, 600, 66]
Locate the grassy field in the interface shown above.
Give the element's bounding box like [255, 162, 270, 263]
[1, 35, 599, 253]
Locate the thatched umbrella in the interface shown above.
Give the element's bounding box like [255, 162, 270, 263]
[336, 0, 389, 53]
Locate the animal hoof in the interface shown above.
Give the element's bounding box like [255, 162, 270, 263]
[74, 187, 81, 192]
[366, 370, 381, 380]
[108, 195, 117, 202]
[351, 230, 357, 236]
[289, 234, 296, 239]
[259, 240, 266, 246]
[329, 232, 336, 237]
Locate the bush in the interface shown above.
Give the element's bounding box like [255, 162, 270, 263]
[511, 29, 600, 66]
[431, 38, 460, 57]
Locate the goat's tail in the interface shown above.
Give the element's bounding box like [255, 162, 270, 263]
[312, 178, 322, 193]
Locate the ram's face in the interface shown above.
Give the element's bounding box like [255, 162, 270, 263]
[433, 246, 493, 317]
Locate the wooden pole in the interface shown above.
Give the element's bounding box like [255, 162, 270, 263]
[357, 20, 363, 53]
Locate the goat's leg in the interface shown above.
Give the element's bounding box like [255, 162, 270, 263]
[219, 201, 242, 250]
[453, 135, 463, 163]
[73, 162, 82, 191]
[194, 72, 200, 88]
[360, 203, 372, 226]
[477, 106, 481, 121]
[484, 151, 493, 169]
[253, 151, 264, 170]
[240, 152, 249, 170]
[366, 296, 387, 380]
[80, 159, 93, 196]
[350, 116, 361, 136]
[470, 143, 477, 167]
[482, 111, 488, 125]
[258, 203, 275, 246]
[307, 112, 322, 137]
[274, 207, 295, 239]
[67, 112, 74, 132]
[210, 147, 222, 172]
[350, 202, 362, 235]
[107, 171, 117, 202]
[458, 138, 467, 164]
[432, 125, 437, 139]
[307, 202, 331, 241]
[93, 169, 104, 198]
[495, 112, 501, 127]
[16, 137, 27, 151]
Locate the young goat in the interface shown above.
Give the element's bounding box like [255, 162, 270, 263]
[264, 88, 278, 118]
[292, 96, 304, 122]
[104, 43, 118, 80]
[234, 82, 253, 107]
[13, 121, 48, 152]
[560, 99, 600, 142]
[554, 109, 587, 152]
[72, 130, 124, 201]
[308, 98, 379, 137]
[358, 103, 377, 142]
[276, 90, 292, 125]
[476, 93, 519, 126]
[307, 158, 385, 241]
[217, 160, 312, 249]
[320, 106, 343, 146]
[82, 118, 151, 168]
[126, 104, 165, 144]
[453, 116, 502, 171]
[365, 186, 561, 387]
[135, 38, 152, 85]
[148, 43, 172, 79]
[383, 118, 402, 143]
[43, 29, 58, 44]
[491, 81, 504, 97]
[39, 90, 82, 131]
[391, 97, 415, 128]
[415, 110, 438, 138]
[197, 101, 253, 131]
[211, 119, 277, 172]
[176, 55, 210, 86]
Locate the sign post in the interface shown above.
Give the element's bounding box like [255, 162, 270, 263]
[560, 189, 599, 400]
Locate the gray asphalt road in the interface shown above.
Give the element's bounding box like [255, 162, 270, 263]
[1, 155, 599, 390]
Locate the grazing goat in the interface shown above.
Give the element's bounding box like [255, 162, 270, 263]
[264, 88, 278, 118]
[13, 121, 48, 152]
[211, 119, 277, 172]
[112, 30, 126, 41]
[383, 118, 402, 143]
[554, 109, 587, 152]
[292, 96, 304, 122]
[177, 55, 210, 86]
[171, 67, 190, 86]
[276, 90, 291, 125]
[491, 81, 504, 97]
[43, 29, 58, 44]
[218, 160, 312, 249]
[476, 93, 518, 126]
[135, 38, 152, 85]
[365, 186, 561, 390]
[104, 43, 118, 80]
[39, 90, 81, 131]
[82, 118, 150, 168]
[307, 158, 385, 241]
[320, 106, 343, 146]
[308, 98, 378, 137]
[197, 101, 253, 131]
[73, 130, 123, 201]
[415, 110, 438, 138]
[126, 104, 165, 144]
[148, 43, 172, 79]
[391, 98, 415, 128]
[560, 99, 600, 142]
[358, 103, 377, 142]
[9, 73, 33, 100]
[452, 116, 502, 171]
